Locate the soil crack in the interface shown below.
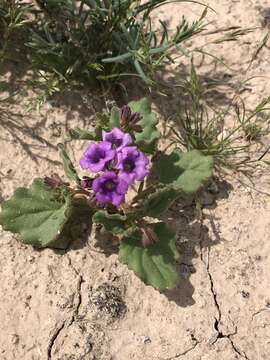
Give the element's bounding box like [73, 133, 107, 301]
[158, 339, 200, 360]
[198, 212, 250, 360]
[47, 275, 84, 359]
[47, 321, 66, 360]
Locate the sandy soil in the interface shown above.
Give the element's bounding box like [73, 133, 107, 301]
[1, 1, 270, 359]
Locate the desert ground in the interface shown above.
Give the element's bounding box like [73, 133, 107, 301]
[1, 1, 270, 359]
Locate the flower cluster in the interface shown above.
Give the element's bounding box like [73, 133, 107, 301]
[80, 128, 149, 207]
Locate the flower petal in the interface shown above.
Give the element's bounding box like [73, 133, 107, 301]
[117, 178, 129, 194]
[111, 193, 125, 206]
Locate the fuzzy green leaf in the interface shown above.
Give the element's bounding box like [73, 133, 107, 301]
[109, 107, 120, 129]
[67, 127, 97, 141]
[119, 222, 179, 290]
[154, 149, 213, 193]
[140, 187, 179, 217]
[0, 179, 72, 247]
[129, 98, 160, 154]
[59, 144, 80, 183]
[93, 210, 128, 236]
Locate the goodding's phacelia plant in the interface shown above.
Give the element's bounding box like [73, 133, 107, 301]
[80, 127, 149, 206]
[0, 98, 213, 291]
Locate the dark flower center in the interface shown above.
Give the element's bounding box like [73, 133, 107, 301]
[108, 134, 122, 148]
[91, 148, 105, 163]
[123, 158, 135, 173]
[104, 180, 116, 191]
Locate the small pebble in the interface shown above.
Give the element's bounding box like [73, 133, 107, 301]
[142, 336, 151, 344]
[241, 291, 250, 299]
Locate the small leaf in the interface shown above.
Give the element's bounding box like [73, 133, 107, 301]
[140, 187, 179, 217]
[67, 127, 97, 141]
[119, 223, 179, 290]
[59, 144, 80, 183]
[129, 98, 160, 154]
[93, 210, 128, 236]
[0, 179, 72, 247]
[108, 107, 120, 129]
[154, 149, 213, 193]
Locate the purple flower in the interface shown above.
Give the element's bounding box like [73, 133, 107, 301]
[102, 128, 132, 151]
[116, 146, 149, 184]
[80, 142, 115, 173]
[92, 171, 128, 206]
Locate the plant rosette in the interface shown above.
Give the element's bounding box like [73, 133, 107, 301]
[0, 98, 213, 291]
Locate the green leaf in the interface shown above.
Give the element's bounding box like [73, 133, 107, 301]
[0, 179, 72, 247]
[67, 127, 97, 141]
[108, 107, 120, 129]
[59, 144, 80, 183]
[119, 222, 179, 291]
[140, 187, 179, 217]
[129, 98, 160, 154]
[154, 149, 213, 193]
[93, 210, 128, 236]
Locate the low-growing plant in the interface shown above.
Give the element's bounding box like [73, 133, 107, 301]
[0, 0, 33, 64]
[0, 98, 213, 290]
[168, 63, 270, 169]
[0, 1, 208, 86]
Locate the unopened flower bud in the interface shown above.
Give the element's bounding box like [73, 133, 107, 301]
[141, 227, 158, 248]
[44, 174, 62, 189]
[130, 112, 141, 126]
[120, 105, 132, 128]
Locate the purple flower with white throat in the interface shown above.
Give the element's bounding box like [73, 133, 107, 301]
[116, 146, 149, 184]
[80, 142, 115, 173]
[102, 128, 132, 152]
[92, 171, 128, 206]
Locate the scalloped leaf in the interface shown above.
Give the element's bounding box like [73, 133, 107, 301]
[59, 144, 80, 183]
[67, 127, 97, 141]
[93, 210, 128, 236]
[139, 187, 179, 218]
[154, 149, 213, 193]
[0, 179, 72, 247]
[119, 222, 179, 290]
[109, 107, 120, 129]
[129, 98, 160, 154]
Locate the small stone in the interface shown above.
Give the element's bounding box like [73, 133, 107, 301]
[241, 291, 250, 299]
[11, 334, 19, 345]
[28, 256, 35, 263]
[142, 336, 151, 344]
[254, 255, 262, 261]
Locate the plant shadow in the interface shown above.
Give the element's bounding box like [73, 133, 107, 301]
[161, 177, 232, 307]
[0, 104, 63, 165]
[84, 177, 233, 308]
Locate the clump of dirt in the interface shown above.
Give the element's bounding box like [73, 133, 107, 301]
[257, 6, 270, 28]
[89, 283, 127, 322]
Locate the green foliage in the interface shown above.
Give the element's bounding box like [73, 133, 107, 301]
[119, 222, 179, 290]
[0, 0, 208, 94]
[129, 98, 160, 153]
[93, 210, 128, 236]
[59, 144, 80, 183]
[109, 107, 121, 129]
[171, 63, 270, 168]
[67, 127, 97, 141]
[0, 179, 72, 247]
[154, 149, 213, 193]
[139, 187, 179, 217]
[68, 98, 160, 154]
[0, 0, 32, 60]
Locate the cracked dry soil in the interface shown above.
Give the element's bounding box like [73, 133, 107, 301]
[1, 1, 270, 359]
